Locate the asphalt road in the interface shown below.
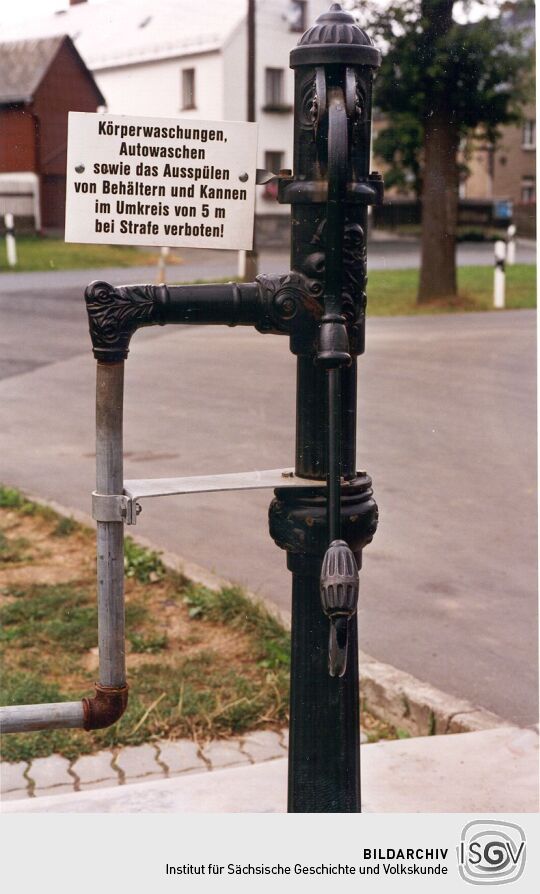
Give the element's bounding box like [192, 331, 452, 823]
[0, 261, 537, 725]
[0, 237, 535, 297]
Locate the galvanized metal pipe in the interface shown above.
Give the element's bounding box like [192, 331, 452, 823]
[0, 362, 127, 735]
[95, 361, 126, 688]
[0, 702, 85, 733]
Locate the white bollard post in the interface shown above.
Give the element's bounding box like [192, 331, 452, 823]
[237, 249, 247, 281]
[506, 224, 517, 265]
[4, 213, 17, 267]
[156, 246, 170, 284]
[494, 240, 506, 309]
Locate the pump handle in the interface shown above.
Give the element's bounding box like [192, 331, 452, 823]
[317, 85, 360, 678]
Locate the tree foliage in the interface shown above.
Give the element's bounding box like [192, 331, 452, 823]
[374, 114, 424, 196]
[362, 0, 531, 195]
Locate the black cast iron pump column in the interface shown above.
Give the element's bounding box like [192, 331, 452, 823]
[26, 3, 386, 809]
[268, 4, 382, 812]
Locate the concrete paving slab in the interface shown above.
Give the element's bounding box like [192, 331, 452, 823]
[114, 743, 163, 781]
[3, 726, 537, 814]
[27, 754, 74, 795]
[1, 788, 34, 802]
[201, 739, 251, 769]
[363, 726, 539, 814]
[2, 759, 287, 813]
[241, 730, 284, 763]
[157, 740, 207, 775]
[71, 750, 120, 789]
[0, 761, 28, 795]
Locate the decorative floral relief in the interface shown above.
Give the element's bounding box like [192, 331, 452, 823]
[298, 71, 320, 132]
[85, 281, 163, 360]
[296, 219, 367, 321]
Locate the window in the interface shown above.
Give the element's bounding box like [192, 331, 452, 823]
[263, 151, 284, 199]
[264, 68, 291, 112]
[265, 68, 284, 106]
[286, 0, 307, 32]
[181, 68, 196, 110]
[521, 176, 535, 204]
[522, 119, 535, 149]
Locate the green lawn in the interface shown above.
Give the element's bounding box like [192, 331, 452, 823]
[366, 264, 536, 316]
[0, 235, 157, 272]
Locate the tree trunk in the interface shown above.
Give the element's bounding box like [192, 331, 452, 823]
[418, 115, 460, 302]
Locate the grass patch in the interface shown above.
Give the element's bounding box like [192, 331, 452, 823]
[184, 584, 290, 671]
[0, 236, 158, 273]
[52, 516, 79, 538]
[128, 631, 168, 654]
[0, 484, 57, 522]
[396, 728, 412, 740]
[124, 537, 165, 583]
[0, 486, 397, 762]
[366, 264, 536, 316]
[0, 531, 32, 564]
[0, 490, 287, 760]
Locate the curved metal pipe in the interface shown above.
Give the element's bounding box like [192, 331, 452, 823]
[0, 362, 128, 735]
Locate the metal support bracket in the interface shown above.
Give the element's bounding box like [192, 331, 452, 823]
[93, 468, 328, 526]
[92, 492, 141, 525]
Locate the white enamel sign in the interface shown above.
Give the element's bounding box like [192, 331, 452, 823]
[65, 112, 258, 250]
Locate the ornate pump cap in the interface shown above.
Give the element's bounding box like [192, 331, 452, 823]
[290, 3, 381, 68]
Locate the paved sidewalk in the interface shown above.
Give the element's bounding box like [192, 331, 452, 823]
[0, 729, 292, 801]
[2, 725, 537, 814]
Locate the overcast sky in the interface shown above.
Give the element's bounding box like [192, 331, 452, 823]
[3, 0, 70, 25]
[1, 0, 111, 26]
[0, 0, 502, 28]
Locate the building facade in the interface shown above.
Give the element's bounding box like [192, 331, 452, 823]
[4, 0, 329, 240]
[0, 34, 104, 229]
[460, 1, 535, 236]
[462, 103, 536, 236]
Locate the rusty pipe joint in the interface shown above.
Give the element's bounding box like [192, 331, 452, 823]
[82, 682, 129, 731]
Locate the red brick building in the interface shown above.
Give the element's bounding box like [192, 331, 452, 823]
[0, 35, 104, 229]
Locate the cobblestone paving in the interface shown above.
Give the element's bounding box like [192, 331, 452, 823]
[1, 729, 370, 801]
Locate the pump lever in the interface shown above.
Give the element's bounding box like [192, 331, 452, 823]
[316, 85, 360, 677]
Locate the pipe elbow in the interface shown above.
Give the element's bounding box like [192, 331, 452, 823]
[82, 682, 129, 730]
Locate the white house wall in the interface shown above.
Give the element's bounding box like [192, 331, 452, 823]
[94, 52, 224, 120]
[224, 1, 328, 216]
[75, 1, 330, 217]
[222, 22, 247, 125]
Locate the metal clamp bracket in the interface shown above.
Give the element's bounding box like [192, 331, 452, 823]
[92, 469, 330, 526]
[92, 492, 141, 525]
